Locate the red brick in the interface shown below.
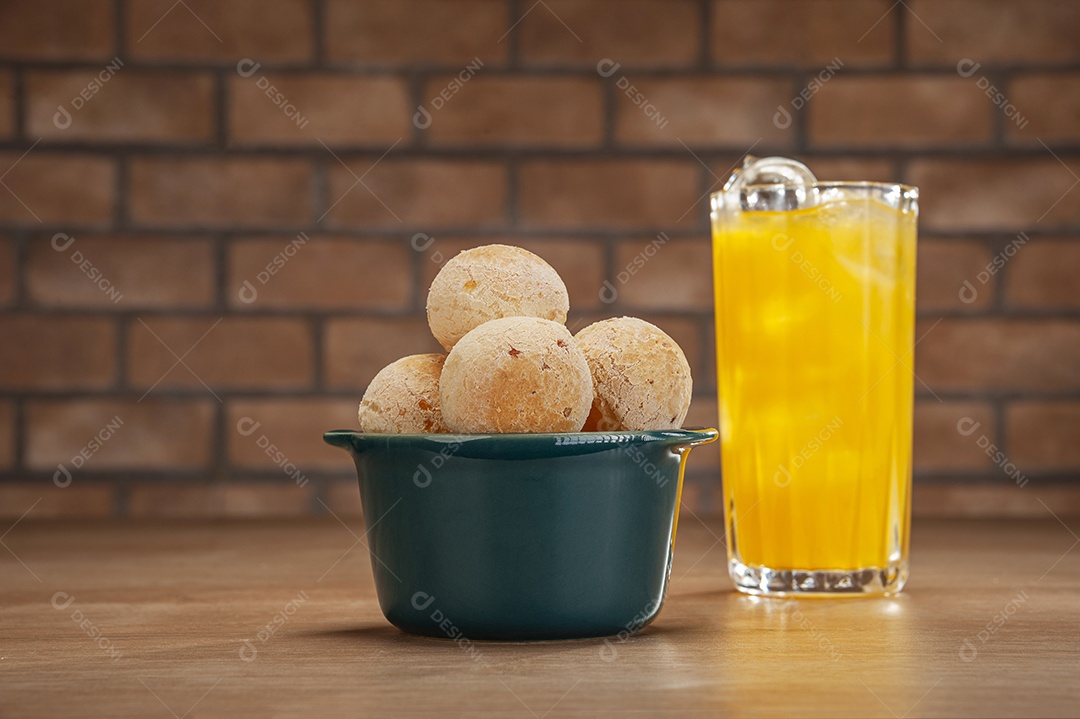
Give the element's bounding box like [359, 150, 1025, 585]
[0, 401, 13, 469]
[229, 74, 409, 145]
[326, 0, 507, 65]
[916, 240, 994, 312]
[914, 484, 1080, 518]
[425, 77, 603, 147]
[1007, 402, 1080, 472]
[418, 239, 606, 311]
[0, 315, 115, 390]
[915, 319, 1080, 392]
[0, 70, 13, 138]
[24, 399, 214, 470]
[325, 316, 442, 390]
[227, 398, 359, 471]
[710, 155, 765, 188]
[228, 237, 412, 310]
[324, 160, 505, 229]
[913, 401, 996, 472]
[700, 318, 717, 395]
[0, 483, 115, 519]
[809, 77, 993, 147]
[0, 236, 15, 306]
[128, 317, 314, 390]
[26, 234, 215, 308]
[129, 483, 313, 518]
[519, 160, 699, 229]
[126, 0, 312, 62]
[683, 395, 721, 476]
[0, 0, 114, 60]
[521, 0, 699, 67]
[711, 0, 895, 67]
[129, 157, 311, 227]
[1006, 239, 1080, 309]
[615, 77, 791, 147]
[612, 237, 711, 310]
[908, 159, 1080, 232]
[907, 1, 1080, 65]
[1008, 75, 1080, 144]
[0, 153, 115, 225]
[807, 157, 898, 183]
[26, 70, 214, 142]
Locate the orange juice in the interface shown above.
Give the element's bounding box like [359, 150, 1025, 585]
[712, 189, 916, 593]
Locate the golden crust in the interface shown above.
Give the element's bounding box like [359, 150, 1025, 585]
[358, 354, 450, 433]
[440, 317, 593, 433]
[427, 244, 570, 352]
[575, 317, 692, 431]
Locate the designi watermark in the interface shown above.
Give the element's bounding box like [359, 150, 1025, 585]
[54, 415, 124, 488]
[599, 597, 661, 661]
[410, 592, 485, 662]
[774, 416, 844, 488]
[414, 58, 484, 129]
[957, 59, 1029, 130]
[781, 599, 843, 660]
[236, 232, 310, 304]
[412, 437, 470, 488]
[959, 588, 1029, 662]
[956, 417, 1028, 487]
[619, 441, 671, 487]
[52, 591, 122, 663]
[958, 232, 1029, 304]
[771, 233, 844, 304]
[53, 58, 124, 129]
[598, 59, 669, 130]
[410, 232, 445, 265]
[236, 417, 309, 487]
[236, 59, 309, 130]
[51, 233, 123, 304]
[239, 590, 309, 661]
[599, 232, 670, 304]
[774, 58, 844, 129]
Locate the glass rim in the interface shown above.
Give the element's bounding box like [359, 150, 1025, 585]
[710, 180, 918, 199]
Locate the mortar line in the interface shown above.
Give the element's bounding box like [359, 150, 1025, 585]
[894, 0, 907, 69]
[214, 67, 228, 150]
[507, 0, 522, 70]
[698, 0, 711, 69]
[312, 0, 327, 67]
[311, 312, 326, 392]
[11, 64, 25, 138]
[115, 0, 128, 57]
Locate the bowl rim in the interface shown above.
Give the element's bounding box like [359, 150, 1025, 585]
[323, 427, 718, 455]
[324, 423, 721, 440]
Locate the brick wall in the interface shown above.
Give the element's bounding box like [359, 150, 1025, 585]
[1, 0, 1078, 518]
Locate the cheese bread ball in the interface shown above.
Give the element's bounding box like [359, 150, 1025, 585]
[427, 245, 570, 352]
[575, 317, 692, 431]
[440, 317, 593, 433]
[358, 354, 449, 433]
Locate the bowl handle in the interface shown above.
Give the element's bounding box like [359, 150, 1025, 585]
[323, 430, 360, 453]
[669, 427, 719, 450]
[669, 428, 718, 547]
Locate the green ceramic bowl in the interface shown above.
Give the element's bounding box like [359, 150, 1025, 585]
[323, 428, 717, 641]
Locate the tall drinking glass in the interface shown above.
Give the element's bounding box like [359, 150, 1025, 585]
[710, 157, 918, 596]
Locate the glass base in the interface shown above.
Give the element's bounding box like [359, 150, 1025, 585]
[730, 558, 908, 597]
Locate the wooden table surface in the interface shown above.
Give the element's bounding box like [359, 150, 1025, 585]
[2, 512, 1079, 718]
